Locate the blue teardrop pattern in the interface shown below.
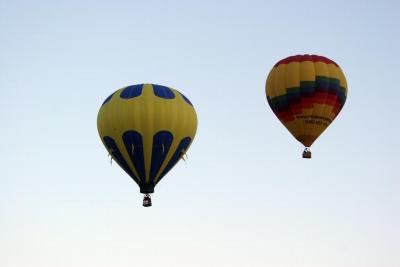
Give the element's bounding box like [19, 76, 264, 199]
[156, 137, 192, 183]
[103, 136, 140, 184]
[149, 131, 173, 183]
[122, 131, 146, 182]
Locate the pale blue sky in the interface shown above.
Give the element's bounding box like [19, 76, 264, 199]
[1, 0, 399, 266]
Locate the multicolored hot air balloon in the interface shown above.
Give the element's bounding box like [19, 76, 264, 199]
[265, 54, 347, 158]
[97, 84, 197, 206]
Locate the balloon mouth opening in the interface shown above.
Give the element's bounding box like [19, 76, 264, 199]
[140, 185, 155, 194]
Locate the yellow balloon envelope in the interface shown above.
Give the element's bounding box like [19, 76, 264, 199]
[265, 54, 347, 158]
[97, 84, 197, 206]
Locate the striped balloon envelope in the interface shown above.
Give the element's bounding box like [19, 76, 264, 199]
[265, 54, 348, 158]
[97, 84, 197, 206]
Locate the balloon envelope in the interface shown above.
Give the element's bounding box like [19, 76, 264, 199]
[266, 54, 347, 148]
[97, 84, 197, 193]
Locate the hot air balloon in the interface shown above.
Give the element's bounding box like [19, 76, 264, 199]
[97, 84, 197, 206]
[265, 54, 347, 158]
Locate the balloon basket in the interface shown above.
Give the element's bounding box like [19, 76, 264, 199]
[143, 194, 152, 207]
[302, 148, 312, 159]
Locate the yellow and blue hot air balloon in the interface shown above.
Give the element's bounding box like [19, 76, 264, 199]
[97, 84, 197, 206]
[266, 54, 348, 158]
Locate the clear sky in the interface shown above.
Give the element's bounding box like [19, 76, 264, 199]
[1, 0, 399, 266]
